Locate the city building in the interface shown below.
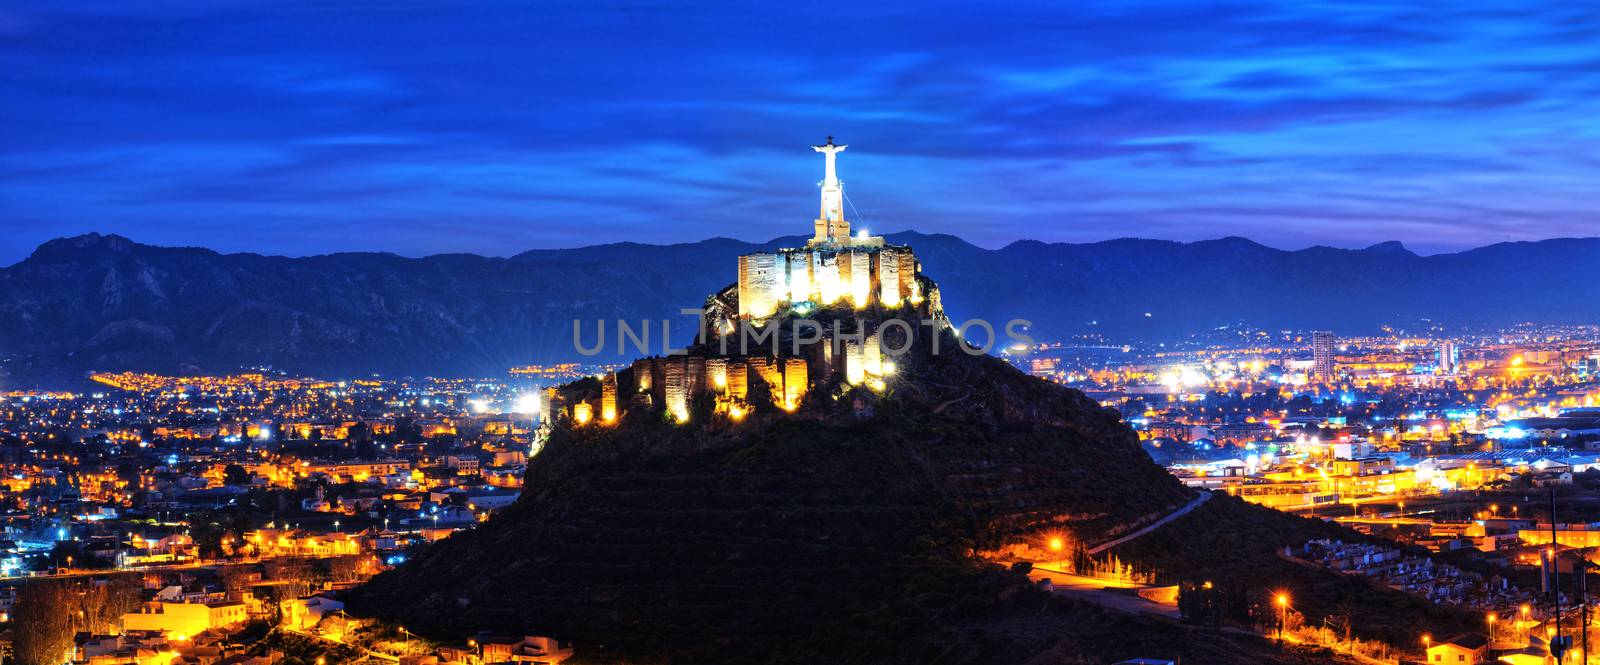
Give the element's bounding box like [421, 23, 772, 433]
[121, 601, 247, 638]
[1438, 340, 1460, 376]
[1312, 330, 1336, 380]
[1425, 634, 1487, 663]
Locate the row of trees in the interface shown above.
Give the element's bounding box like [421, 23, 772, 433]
[13, 575, 142, 665]
[1063, 545, 1158, 585]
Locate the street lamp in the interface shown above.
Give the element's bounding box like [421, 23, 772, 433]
[1275, 592, 1289, 640]
[1487, 612, 1497, 641]
[1422, 633, 1431, 652]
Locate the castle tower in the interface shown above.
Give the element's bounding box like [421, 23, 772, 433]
[899, 251, 919, 303]
[843, 339, 865, 386]
[664, 358, 689, 423]
[845, 248, 871, 308]
[601, 373, 618, 423]
[810, 137, 850, 246]
[629, 359, 649, 392]
[726, 358, 749, 399]
[707, 357, 729, 393]
[783, 357, 808, 410]
[864, 329, 883, 377]
[686, 356, 707, 396]
[878, 247, 901, 307]
[544, 387, 561, 419]
[738, 253, 781, 319]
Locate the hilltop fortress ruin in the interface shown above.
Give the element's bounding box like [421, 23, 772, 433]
[730, 137, 933, 320]
[543, 139, 950, 428]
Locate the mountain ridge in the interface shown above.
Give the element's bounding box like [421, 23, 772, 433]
[3, 232, 1598, 387]
[22, 230, 1558, 268]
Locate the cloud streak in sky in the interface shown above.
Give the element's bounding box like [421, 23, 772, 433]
[2, 0, 1599, 262]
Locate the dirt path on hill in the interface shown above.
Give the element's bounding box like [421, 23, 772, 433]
[1088, 490, 1212, 555]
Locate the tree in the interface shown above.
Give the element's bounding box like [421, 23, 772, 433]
[224, 463, 251, 486]
[100, 576, 143, 629]
[350, 422, 377, 460]
[13, 580, 73, 665]
[228, 511, 252, 543]
[221, 564, 257, 596]
[1337, 582, 1358, 643]
[191, 513, 228, 559]
[69, 576, 141, 634]
[325, 555, 367, 583]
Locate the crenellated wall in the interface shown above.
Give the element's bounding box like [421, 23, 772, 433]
[553, 318, 917, 429]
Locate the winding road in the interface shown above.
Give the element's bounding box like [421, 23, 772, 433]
[1086, 490, 1212, 555]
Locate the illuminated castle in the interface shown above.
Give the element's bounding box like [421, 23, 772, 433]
[544, 139, 944, 429]
[734, 137, 924, 319]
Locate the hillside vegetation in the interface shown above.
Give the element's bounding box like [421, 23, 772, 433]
[349, 341, 1472, 663]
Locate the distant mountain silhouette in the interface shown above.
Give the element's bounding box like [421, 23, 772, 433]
[3, 232, 1597, 385]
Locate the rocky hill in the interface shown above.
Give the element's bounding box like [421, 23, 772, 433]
[346, 336, 1190, 661]
[345, 337, 1469, 664]
[5, 232, 1600, 386]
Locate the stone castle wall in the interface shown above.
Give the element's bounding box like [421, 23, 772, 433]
[736, 244, 921, 319]
[551, 320, 910, 428]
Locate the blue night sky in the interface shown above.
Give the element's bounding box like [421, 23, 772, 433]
[3, 1, 1599, 264]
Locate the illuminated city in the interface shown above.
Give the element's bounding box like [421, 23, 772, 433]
[8, 2, 1600, 664]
